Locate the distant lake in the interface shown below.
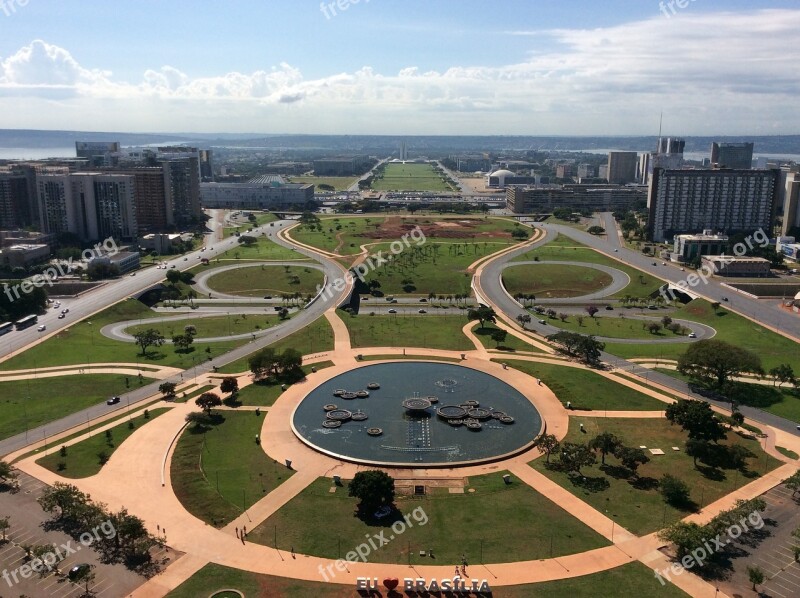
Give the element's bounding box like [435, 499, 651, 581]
[0, 147, 76, 160]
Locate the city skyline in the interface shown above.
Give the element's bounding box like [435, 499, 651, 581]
[0, 1, 798, 136]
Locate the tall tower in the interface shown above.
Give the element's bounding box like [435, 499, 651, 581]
[400, 141, 407, 161]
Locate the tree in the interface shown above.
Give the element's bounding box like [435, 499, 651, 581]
[158, 382, 177, 400]
[37, 482, 91, 522]
[467, 306, 497, 330]
[658, 521, 707, 559]
[0, 460, 15, 484]
[677, 340, 763, 389]
[616, 446, 650, 476]
[238, 235, 257, 246]
[348, 470, 395, 514]
[165, 269, 181, 285]
[576, 335, 605, 364]
[769, 364, 796, 387]
[585, 305, 599, 318]
[172, 333, 193, 353]
[133, 329, 165, 356]
[220, 376, 239, 396]
[0, 516, 9, 542]
[195, 392, 222, 414]
[685, 438, 710, 467]
[516, 313, 531, 328]
[747, 565, 764, 591]
[589, 433, 621, 465]
[647, 322, 662, 334]
[534, 434, 560, 463]
[558, 442, 596, 475]
[491, 329, 508, 347]
[278, 307, 289, 320]
[587, 225, 605, 235]
[784, 470, 800, 496]
[666, 400, 727, 443]
[660, 474, 691, 507]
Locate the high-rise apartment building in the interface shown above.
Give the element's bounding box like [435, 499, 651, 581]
[75, 141, 121, 167]
[0, 174, 32, 228]
[607, 152, 638, 185]
[157, 147, 203, 224]
[710, 142, 754, 169]
[782, 171, 800, 236]
[648, 168, 779, 242]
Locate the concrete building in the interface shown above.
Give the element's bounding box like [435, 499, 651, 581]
[140, 233, 192, 254]
[577, 164, 596, 179]
[486, 169, 538, 189]
[0, 174, 31, 228]
[0, 229, 56, 248]
[671, 231, 729, 263]
[556, 164, 573, 179]
[0, 243, 51, 268]
[200, 181, 314, 209]
[701, 255, 771, 277]
[507, 184, 646, 213]
[711, 142, 754, 169]
[36, 173, 137, 242]
[399, 142, 408, 161]
[647, 168, 780, 243]
[199, 149, 213, 181]
[782, 171, 800, 236]
[75, 141, 120, 167]
[157, 147, 203, 225]
[607, 152, 638, 185]
[781, 243, 800, 262]
[598, 164, 609, 180]
[313, 156, 372, 176]
[88, 250, 140, 274]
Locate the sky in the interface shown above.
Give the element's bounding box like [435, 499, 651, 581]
[0, 0, 798, 136]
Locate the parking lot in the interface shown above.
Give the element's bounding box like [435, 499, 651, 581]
[0, 471, 160, 597]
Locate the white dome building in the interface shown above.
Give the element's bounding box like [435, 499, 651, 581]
[486, 169, 516, 189]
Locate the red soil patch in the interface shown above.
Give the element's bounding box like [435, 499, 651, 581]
[359, 218, 511, 240]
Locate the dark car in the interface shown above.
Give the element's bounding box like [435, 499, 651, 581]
[106, 396, 121, 405]
[68, 563, 91, 581]
[605, 305, 614, 310]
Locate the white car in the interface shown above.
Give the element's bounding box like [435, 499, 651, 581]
[37, 325, 46, 331]
[688, 333, 697, 338]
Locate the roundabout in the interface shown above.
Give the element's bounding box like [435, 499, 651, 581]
[290, 361, 543, 466]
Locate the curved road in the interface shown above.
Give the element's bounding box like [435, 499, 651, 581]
[0, 217, 350, 457]
[478, 223, 800, 436]
[502, 260, 631, 303]
[192, 261, 326, 301]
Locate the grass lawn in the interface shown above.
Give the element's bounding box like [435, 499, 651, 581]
[233, 361, 335, 407]
[530, 417, 781, 535]
[0, 299, 245, 371]
[542, 313, 689, 340]
[286, 175, 358, 191]
[215, 316, 334, 374]
[0, 373, 155, 441]
[126, 313, 283, 340]
[174, 384, 216, 403]
[503, 263, 613, 299]
[604, 299, 800, 373]
[250, 472, 609, 564]
[777, 446, 799, 460]
[167, 561, 688, 598]
[291, 215, 518, 257]
[206, 265, 324, 297]
[471, 322, 545, 353]
[513, 235, 663, 299]
[342, 314, 474, 351]
[497, 359, 669, 411]
[372, 162, 453, 192]
[36, 408, 169, 477]
[211, 235, 308, 262]
[170, 411, 294, 528]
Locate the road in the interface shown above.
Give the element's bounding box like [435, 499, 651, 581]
[0, 216, 349, 457]
[476, 223, 800, 436]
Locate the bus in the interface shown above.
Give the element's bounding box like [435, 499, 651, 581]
[14, 314, 38, 330]
[0, 322, 12, 335]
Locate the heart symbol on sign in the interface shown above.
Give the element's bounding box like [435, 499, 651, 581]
[383, 578, 399, 590]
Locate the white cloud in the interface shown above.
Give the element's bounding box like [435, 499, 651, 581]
[0, 10, 798, 134]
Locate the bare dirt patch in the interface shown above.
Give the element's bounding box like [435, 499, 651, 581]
[360, 218, 511, 240]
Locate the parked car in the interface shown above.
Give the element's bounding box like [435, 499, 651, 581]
[68, 564, 91, 581]
[106, 396, 121, 405]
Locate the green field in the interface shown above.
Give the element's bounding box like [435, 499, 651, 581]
[531, 417, 781, 535]
[291, 215, 518, 257]
[471, 322, 545, 352]
[498, 359, 669, 411]
[542, 312, 690, 340]
[171, 411, 294, 527]
[215, 316, 335, 374]
[166, 561, 687, 598]
[126, 313, 282, 340]
[503, 263, 614, 298]
[0, 300, 245, 371]
[36, 409, 169, 477]
[208, 235, 308, 262]
[250, 472, 608, 564]
[0, 373, 155, 441]
[513, 235, 663, 299]
[372, 162, 453, 192]
[287, 175, 359, 191]
[205, 265, 324, 297]
[604, 299, 800, 373]
[342, 314, 474, 351]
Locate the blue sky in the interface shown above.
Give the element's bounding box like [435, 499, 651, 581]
[0, 0, 798, 135]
